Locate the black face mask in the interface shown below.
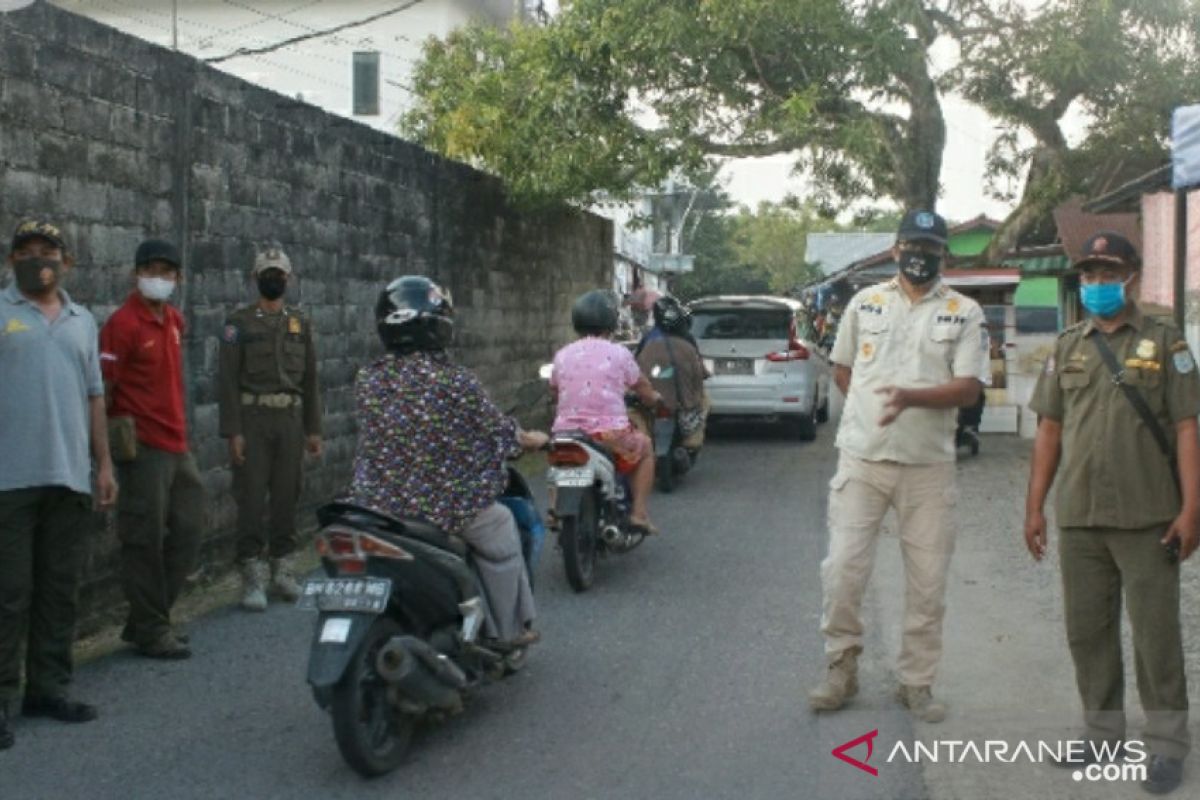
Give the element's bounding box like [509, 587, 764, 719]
[899, 251, 941, 285]
[13, 257, 61, 295]
[257, 273, 287, 300]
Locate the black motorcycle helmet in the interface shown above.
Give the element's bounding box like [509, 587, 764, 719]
[652, 295, 691, 334]
[375, 275, 454, 353]
[571, 289, 619, 336]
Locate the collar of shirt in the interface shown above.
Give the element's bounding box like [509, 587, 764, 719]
[2, 283, 83, 316]
[126, 291, 180, 328]
[883, 277, 948, 305]
[1081, 302, 1145, 337]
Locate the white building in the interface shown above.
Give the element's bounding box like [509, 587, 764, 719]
[54, 0, 532, 134]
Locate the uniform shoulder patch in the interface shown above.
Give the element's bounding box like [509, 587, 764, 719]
[222, 324, 239, 344]
[1173, 348, 1196, 374]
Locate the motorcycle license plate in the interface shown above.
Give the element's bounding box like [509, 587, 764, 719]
[549, 467, 593, 488]
[296, 577, 391, 613]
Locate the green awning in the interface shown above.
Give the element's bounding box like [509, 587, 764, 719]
[1013, 276, 1058, 307]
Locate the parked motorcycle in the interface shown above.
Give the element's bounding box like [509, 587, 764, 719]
[539, 364, 648, 592]
[301, 383, 546, 777]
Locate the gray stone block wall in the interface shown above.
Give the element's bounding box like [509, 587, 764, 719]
[0, 4, 611, 630]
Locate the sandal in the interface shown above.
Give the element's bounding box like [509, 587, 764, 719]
[628, 518, 660, 536]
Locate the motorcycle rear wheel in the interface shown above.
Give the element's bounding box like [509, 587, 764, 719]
[330, 617, 418, 778]
[560, 490, 597, 592]
[656, 454, 675, 493]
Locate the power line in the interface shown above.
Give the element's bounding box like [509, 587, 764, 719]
[205, 0, 429, 64]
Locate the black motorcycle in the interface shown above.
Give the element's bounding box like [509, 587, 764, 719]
[301, 387, 545, 777]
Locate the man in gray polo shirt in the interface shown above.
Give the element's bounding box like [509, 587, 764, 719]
[0, 219, 117, 751]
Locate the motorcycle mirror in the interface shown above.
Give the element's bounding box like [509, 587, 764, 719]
[537, 363, 554, 381]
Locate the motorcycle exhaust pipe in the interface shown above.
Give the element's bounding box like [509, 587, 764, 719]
[601, 524, 623, 545]
[376, 635, 467, 711]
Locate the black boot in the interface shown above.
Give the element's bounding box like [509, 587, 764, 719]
[0, 705, 13, 750]
[21, 695, 98, 723]
[1142, 755, 1183, 795]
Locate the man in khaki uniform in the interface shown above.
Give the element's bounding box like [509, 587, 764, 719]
[218, 246, 322, 611]
[809, 210, 987, 723]
[1025, 232, 1199, 795]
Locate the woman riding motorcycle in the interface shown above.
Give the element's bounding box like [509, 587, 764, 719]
[342, 276, 544, 647]
[548, 289, 663, 535]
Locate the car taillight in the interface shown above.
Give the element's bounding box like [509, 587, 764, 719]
[766, 341, 810, 362]
[548, 442, 589, 467]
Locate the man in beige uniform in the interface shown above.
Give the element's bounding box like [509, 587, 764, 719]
[1025, 232, 1199, 795]
[809, 210, 986, 723]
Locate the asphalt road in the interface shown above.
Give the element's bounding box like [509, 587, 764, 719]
[11, 419, 1195, 799]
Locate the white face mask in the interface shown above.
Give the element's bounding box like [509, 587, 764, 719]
[138, 275, 176, 302]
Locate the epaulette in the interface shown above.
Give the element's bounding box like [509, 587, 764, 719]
[1057, 321, 1087, 339]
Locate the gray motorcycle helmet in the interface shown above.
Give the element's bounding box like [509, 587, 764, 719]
[571, 289, 620, 336]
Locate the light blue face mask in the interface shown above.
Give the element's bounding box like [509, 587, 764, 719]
[1080, 280, 1129, 318]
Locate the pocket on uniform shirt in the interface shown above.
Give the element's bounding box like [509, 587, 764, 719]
[1058, 370, 1091, 390]
[929, 323, 959, 343]
[1124, 366, 1162, 390]
[246, 350, 276, 379]
[856, 317, 888, 364]
[283, 340, 305, 372]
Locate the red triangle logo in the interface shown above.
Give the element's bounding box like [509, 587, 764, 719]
[831, 729, 879, 776]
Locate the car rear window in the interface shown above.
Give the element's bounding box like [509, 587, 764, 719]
[692, 308, 792, 340]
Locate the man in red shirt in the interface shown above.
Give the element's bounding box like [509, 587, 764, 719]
[100, 240, 205, 660]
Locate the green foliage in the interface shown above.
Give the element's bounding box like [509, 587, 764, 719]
[673, 200, 845, 300]
[404, 0, 948, 211]
[404, 0, 1200, 247]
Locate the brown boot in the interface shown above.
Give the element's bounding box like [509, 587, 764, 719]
[896, 684, 946, 723]
[808, 647, 860, 711]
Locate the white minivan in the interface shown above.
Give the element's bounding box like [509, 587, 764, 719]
[689, 295, 832, 439]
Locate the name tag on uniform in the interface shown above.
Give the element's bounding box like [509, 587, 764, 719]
[288, 317, 302, 335]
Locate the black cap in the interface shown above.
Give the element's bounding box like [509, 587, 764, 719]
[135, 239, 181, 270]
[897, 210, 948, 245]
[11, 219, 66, 253]
[1074, 231, 1140, 271]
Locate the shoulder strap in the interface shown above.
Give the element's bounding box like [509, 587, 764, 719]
[1089, 331, 1171, 458]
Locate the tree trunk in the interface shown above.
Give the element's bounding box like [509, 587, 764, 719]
[982, 143, 1068, 262]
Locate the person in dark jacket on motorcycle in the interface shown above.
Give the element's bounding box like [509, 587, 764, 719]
[344, 276, 545, 647]
[634, 296, 709, 451]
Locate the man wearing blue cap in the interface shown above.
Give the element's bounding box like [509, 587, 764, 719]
[809, 210, 988, 723]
